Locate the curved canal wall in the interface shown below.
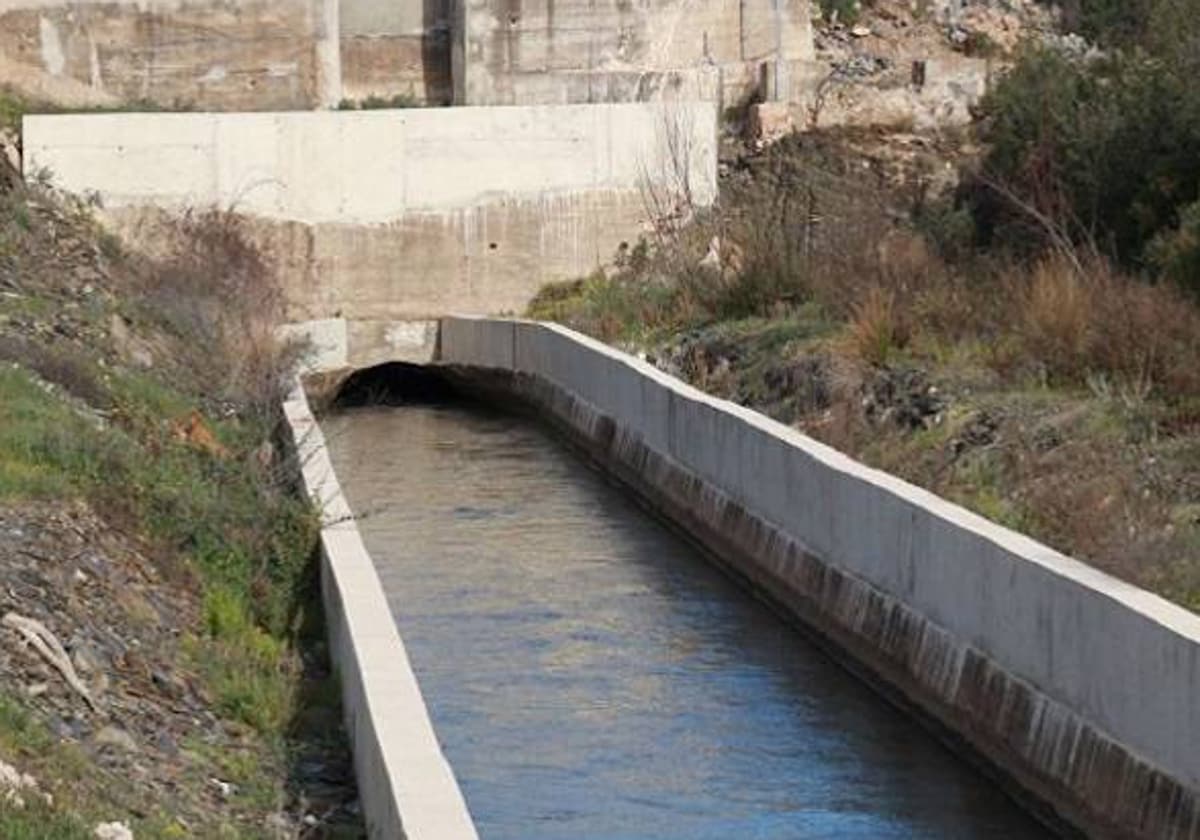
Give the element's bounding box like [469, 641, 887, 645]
[438, 315, 1200, 840]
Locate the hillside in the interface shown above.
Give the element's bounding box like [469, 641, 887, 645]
[0, 157, 361, 836]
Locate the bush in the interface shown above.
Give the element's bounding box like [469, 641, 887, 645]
[1147, 199, 1200, 295]
[971, 25, 1200, 277]
[1006, 255, 1200, 395]
[1057, 0, 1152, 46]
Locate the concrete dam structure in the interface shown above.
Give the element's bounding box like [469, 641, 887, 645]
[25, 103, 716, 367]
[0, 0, 810, 111]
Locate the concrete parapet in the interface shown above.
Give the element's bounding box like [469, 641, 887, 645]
[438, 315, 1200, 839]
[283, 381, 479, 840]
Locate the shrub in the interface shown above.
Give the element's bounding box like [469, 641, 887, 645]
[1147, 199, 1200, 295]
[846, 286, 910, 366]
[1004, 255, 1200, 396]
[971, 34, 1200, 274]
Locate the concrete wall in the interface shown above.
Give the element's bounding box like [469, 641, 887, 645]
[23, 103, 717, 319]
[1, 0, 812, 111]
[0, 0, 340, 110]
[339, 0, 452, 105]
[455, 0, 813, 106]
[437, 316, 1200, 840]
[284, 380, 479, 840]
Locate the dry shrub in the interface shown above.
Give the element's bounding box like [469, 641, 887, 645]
[126, 208, 301, 418]
[1009, 254, 1200, 398]
[845, 286, 911, 366]
[1017, 255, 1094, 370]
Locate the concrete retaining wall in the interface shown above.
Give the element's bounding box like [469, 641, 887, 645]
[24, 103, 717, 320]
[283, 381, 479, 840]
[437, 315, 1200, 840]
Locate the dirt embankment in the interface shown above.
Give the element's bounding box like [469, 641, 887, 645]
[0, 167, 362, 836]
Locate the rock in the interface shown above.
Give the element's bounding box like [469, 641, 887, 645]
[0, 759, 44, 808]
[0, 128, 18, 191]
[93, 725, 139, 753]
[746, 102, 794, 143]
[863, 367, 947, 430]
[209, 777, 236, 799]
[108, 314, 154, 369]
[851, 24, 872, 37]
[94, 821, 134, 840]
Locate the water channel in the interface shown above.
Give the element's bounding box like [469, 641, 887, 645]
[323, 391, 1054, 840]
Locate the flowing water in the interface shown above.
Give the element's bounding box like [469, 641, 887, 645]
[323, 398, 1054, 840]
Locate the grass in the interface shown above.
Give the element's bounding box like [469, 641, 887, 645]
[189, 587, 296, 735]
[0, 801, 93, 840]
[0, 176, 342, 833]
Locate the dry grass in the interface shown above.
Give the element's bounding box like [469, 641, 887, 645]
[1005, 254, 1200, 398]
[845, 286, 911, 365]
[121, 208, 303, 421]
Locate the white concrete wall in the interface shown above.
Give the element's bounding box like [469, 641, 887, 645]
[438, 316, 1200, 833]
[23, 103, 718, 224]
[283, 381, 478, 840]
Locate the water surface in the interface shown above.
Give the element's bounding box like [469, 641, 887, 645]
[324, 401, 1053, 840]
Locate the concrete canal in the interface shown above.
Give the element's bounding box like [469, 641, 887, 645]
[323, 389, 1054, 840]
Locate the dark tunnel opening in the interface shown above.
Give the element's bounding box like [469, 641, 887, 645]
[332, 362, 462, 407]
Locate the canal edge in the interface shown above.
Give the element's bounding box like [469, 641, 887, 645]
[283, 380, 481, 840]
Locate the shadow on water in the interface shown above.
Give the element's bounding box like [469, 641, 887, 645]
[332, 362, 463, 408]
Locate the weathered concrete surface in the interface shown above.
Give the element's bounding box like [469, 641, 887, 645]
[0, 0, 340, 110]
[339, 0, 451, 105]
[281, 317, 439, 375]
[454, 0, 813, 106]
[284, 381, 479, 840]
[25, 104, 717, 320]
[1, 0, 812, 111]
[437, 316, 1200, 840]
[24, 105, 716, 220]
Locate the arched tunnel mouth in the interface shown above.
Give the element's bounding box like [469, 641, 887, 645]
[332, 362, 462, 408]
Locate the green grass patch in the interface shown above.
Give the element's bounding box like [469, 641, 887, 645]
[0, 360, 317, 735]
[188, 587, 296, 735]
[0, 800, 92, 840]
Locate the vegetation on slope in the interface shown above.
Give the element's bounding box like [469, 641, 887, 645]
[530, 118, 1200, 610]
[0, 158, 359, 834]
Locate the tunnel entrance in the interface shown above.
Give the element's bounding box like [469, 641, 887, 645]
[332, 362, 461, 407]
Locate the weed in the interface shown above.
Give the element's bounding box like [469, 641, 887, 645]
[846, 286, 910, 366]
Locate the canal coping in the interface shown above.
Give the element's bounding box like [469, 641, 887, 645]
[283, 380, 480, 840]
